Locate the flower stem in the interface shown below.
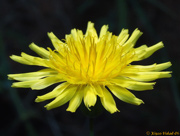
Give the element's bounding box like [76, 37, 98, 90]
[89, 117, 94, 136]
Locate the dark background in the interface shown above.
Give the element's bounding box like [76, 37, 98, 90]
[0, 0, 180, 136]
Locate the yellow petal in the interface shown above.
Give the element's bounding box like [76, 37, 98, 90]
[47, 32, 65, 51]
[85, 21, 98, 41]
[71, 29, 80, 40]
[66, 85, 84, 112]
[93, 84, 104, 97]
[117, 29, 129, 45]
[21, 52, 48, 67]
[8, 69, 57, 81]
[45, 84, 78, 110]
[11, 80, 39, 88]
[10, 55, 33, 65]
[121, 71, 171, 82]
[122, 29, 143, 53]
[31, 76, 63, 90]
[35, 82, 70, 102]
[152, 62, 172, 71]
[29, 43, 50, 58]
[100, 86, 119, 114]
[108, 85, 144, 105]
[123, 62, 172, 72]
[84, 84, 97, 110]
[135, 42, 164, 60]
[110, 77, 155, 91]
[134, 44, 147, 54]
[125, 29, 142, 44]
[10, 53, 49, 67]
[99, 25, 108, 38]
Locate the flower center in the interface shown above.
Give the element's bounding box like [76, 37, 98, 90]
[49, 32, 135, 85]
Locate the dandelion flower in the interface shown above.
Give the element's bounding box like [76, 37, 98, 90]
[8, 22, 171, 114]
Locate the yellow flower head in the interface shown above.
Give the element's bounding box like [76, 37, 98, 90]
[8, 22, 171, 113]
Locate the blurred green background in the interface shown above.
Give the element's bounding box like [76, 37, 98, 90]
[0, 0, 180, 136]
